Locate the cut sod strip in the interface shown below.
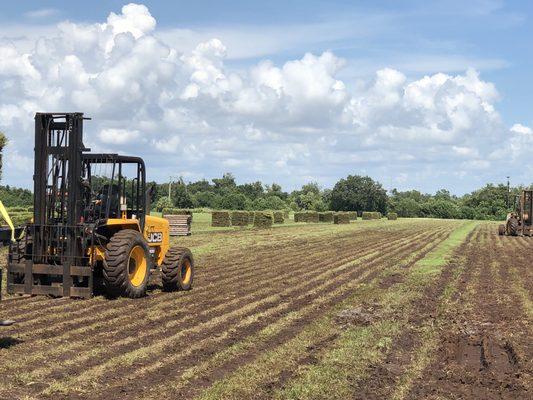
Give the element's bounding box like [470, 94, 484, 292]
[194, 221, 478, 400]
[0, 224, 446, 397]
[97, 226, 454, 399]
[35, 227, 445, 397]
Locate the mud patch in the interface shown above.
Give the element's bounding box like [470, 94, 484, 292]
[379, 273, 404, 289]
[444, 331, 518, 375]
[335, 303, 381, 327]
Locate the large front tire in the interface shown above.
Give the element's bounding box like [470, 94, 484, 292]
[103, 230, 151, 298]
[161, 247, 194, 291]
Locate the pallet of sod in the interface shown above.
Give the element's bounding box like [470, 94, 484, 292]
[348, 211, 358, 220]
[163, 214, 192, 236]
[254, 211, 273, 228]
[362, 211, 381, 220]
[295, 211, 319, 223]
[273, 211, 284, 224]
[387, 212, 398, 220]
[231, 211, 249, 227]
[211, 211, 231, 227]
[318, 211, 334, 223]
[334, 212, 350, 224]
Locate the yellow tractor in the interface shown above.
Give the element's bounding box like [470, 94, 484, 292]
[7, 113, 194, 298]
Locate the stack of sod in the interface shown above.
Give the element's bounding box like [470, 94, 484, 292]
[387, 212, 398, 220]
[254, 211, 273, 228]
[163, 208, 193, 216]
[318, 211, 334, 223]
[273, 211, 284, 224]
[362, 211, 382, 220]
[211, 211, 231, 227]
[348, 211, 358, 221]
[294, 212, 303, 222]
[247, 211, 255, 224]
[305, 211, 319, 223]
[334, 212, 350, 224]
[231, 210, 249, 226]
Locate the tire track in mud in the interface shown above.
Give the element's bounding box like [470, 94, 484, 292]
[0, 225, 440, 396]
[343, 225, 483, 400]
[404, 224, 532, 400]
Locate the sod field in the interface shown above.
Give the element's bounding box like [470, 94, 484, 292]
[0, 218, 531, 400]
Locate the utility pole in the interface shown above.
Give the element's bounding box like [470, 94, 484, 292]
[507, 176, 510, 209]
[168, 176, 174, 200]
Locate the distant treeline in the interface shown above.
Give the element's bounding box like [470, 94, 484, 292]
[148, 173, 522, 221]
[0, 174, 525, 221]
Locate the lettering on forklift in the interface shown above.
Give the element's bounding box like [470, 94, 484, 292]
[147, 232, 163, 243]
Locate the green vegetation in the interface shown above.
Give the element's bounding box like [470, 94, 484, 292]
[0, 167, 527, 222]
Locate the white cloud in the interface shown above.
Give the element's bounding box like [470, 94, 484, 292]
[24, 8, 59, 19]
[510, 123, 532, 135]
[0, 2, 526, 192]
[153, 136, 180, 153]
[98, 129, 140, 145]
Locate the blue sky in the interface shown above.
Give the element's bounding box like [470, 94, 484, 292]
[0, 1, 532, 193]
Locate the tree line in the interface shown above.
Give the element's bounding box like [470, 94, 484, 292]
[0, 173, 525, 221]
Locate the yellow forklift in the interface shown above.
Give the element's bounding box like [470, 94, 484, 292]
[7, 113, 194, 299]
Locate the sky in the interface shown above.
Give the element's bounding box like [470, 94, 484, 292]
[0, 0, 532, 194]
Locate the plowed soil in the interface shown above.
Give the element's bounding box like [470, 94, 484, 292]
[0, 220, 530, 400]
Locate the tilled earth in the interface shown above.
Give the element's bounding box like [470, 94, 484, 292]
[0, 220, 530, 400]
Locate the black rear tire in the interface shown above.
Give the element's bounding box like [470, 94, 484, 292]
[103, 230, 151, 298]
[507, 217, 519, 236]
[161, 247, 194, 291]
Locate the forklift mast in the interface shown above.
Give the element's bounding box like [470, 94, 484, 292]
[8, 113, 147, 298]
[33, 112, 88, 266]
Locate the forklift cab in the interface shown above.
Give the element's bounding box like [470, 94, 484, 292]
[81, 154, 147, 229]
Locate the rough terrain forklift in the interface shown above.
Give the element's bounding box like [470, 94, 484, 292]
[498, 189, 533, 237]
[7, 113, 194, 298]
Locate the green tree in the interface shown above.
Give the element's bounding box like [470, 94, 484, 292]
[252, 195, 286, 210]
[171, 183, 194, 208]
[330, 175, 387, 213]
[218, 192, 248, 210]
[212, 173, 236, 191]
[154, 196, 172, 212]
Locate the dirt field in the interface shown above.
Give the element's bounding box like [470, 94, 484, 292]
[0, 219, 531, 399]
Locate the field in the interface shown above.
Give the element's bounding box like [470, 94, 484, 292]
[0, 218, 531, 399]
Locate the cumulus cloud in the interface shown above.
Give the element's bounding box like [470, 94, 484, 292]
[98, 129, 140, 144]
[0, 3, 525, 192]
